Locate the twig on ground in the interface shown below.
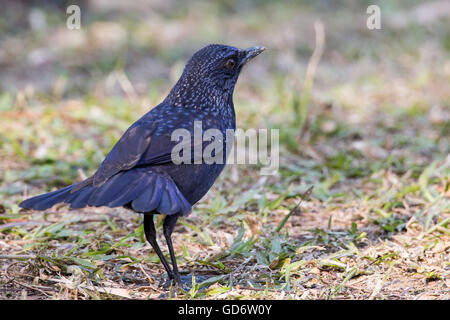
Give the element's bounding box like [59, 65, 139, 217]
[4, 262, 51, 297]
[228, 257, 253, 290]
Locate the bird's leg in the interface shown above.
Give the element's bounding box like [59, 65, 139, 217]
[163, 214, 181, 285]
[143, 214, 174, 280]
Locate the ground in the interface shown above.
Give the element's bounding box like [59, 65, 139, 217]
[0, 0, 449, 300]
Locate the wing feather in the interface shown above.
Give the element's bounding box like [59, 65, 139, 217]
[93, 124, 155, 186]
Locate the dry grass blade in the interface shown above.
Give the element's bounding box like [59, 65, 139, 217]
[368, 263, 394, 300]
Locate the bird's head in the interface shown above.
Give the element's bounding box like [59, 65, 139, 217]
[166, 44, 265, 108]
[185, 44, 266, 90]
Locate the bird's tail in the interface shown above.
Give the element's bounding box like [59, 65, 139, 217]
[19, 169, 191, 215]
[19, 184, 77, 211]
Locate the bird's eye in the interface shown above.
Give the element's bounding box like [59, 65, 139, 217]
[226, 59, 236, 70]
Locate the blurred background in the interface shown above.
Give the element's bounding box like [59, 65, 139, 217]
[0, 0, 449, 299]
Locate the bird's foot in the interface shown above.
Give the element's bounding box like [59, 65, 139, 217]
[172, 274, 213, 290]
[162, 274, 206, 291]
[162, 279, 187, 291]
[161, 273, 182, 289]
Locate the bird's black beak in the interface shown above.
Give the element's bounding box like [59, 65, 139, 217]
[239, 46, 265, 67]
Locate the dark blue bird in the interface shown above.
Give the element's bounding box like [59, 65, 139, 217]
[20, 44, 265, 285]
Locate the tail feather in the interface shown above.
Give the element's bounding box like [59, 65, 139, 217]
[20, 185, 75, 210]
[174, 187, 192, 215]
[19, 169, 192, 216]
[107, 176, 148, 207]
[67, 186, 94, 209]
[131, 176, 163, 213]
[87, 173, 129, 207]
[158, 184, 183, 215]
